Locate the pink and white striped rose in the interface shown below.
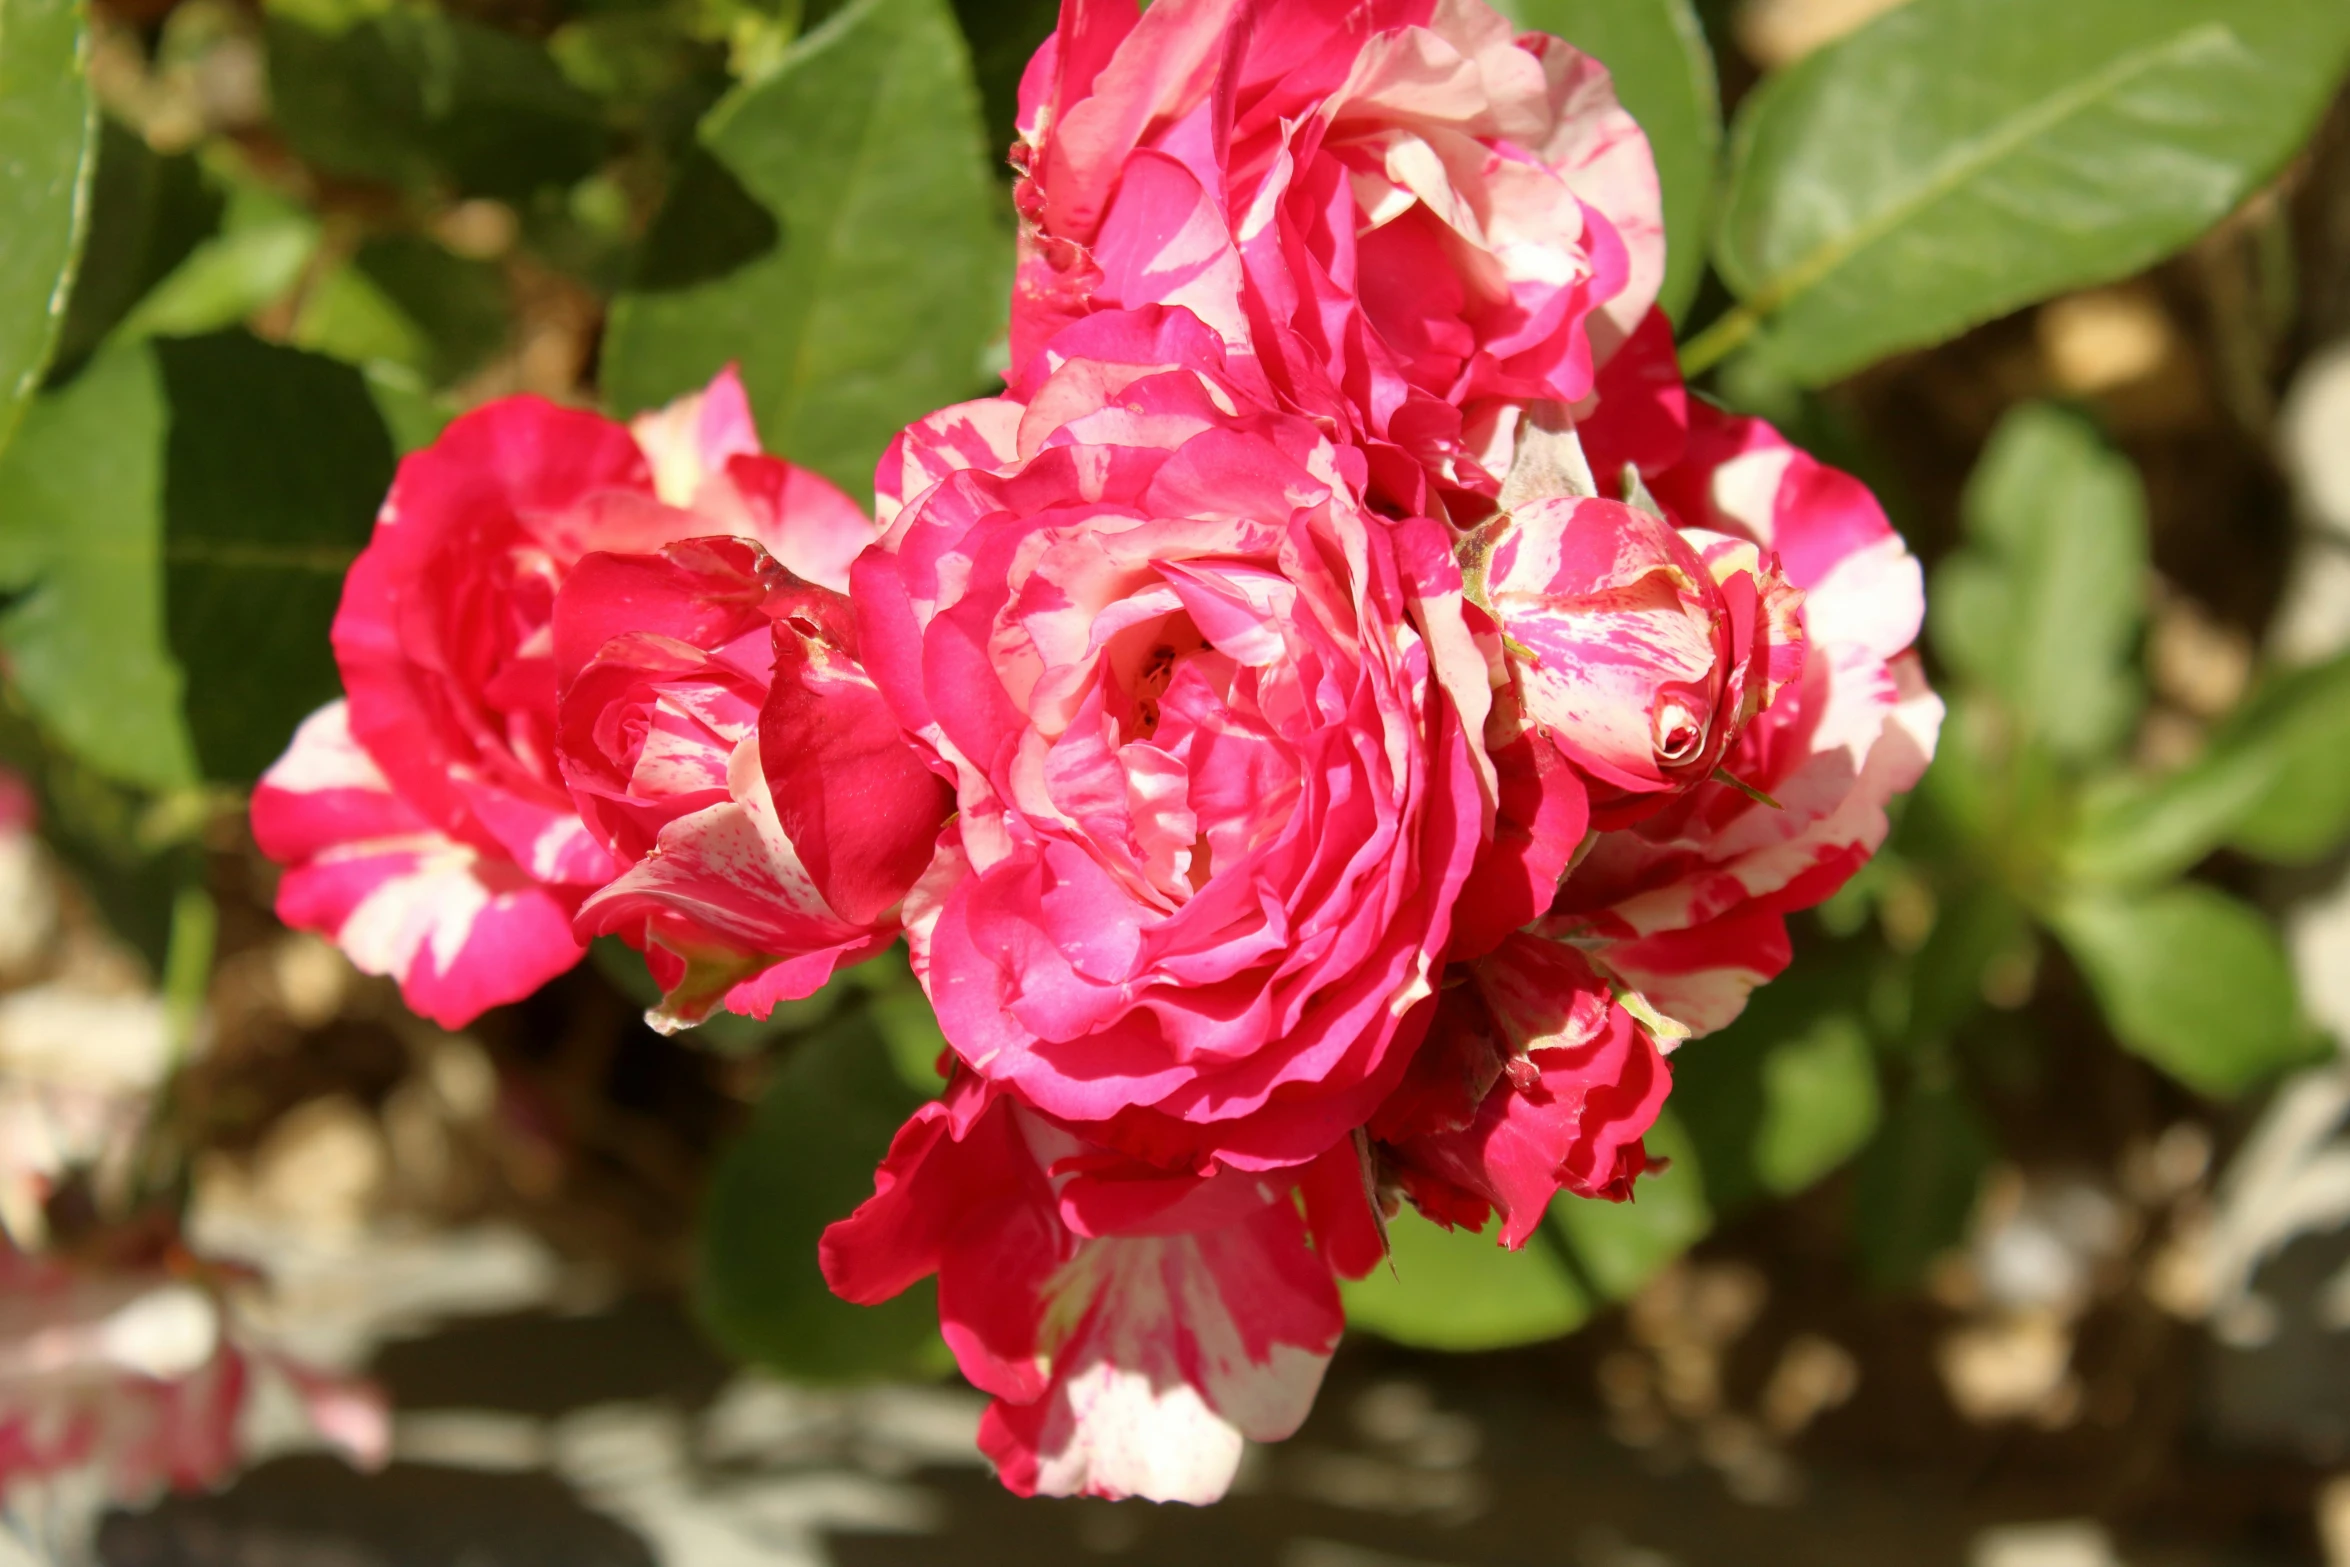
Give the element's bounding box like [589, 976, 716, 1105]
[822, 1073, 1381, 1503]
[1360, 363, 1940, 1244]
[551, 534, 951, 1028]
[1007, 0, 1665, 514]
[251, 370, 873, 1027]
[855, 306, 1487, 1171]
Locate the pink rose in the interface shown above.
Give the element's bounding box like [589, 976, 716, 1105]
[1469, 492, 1807, 831]
[854, 307, 1486, 1170]
[821, 1074, 1380, 1502]
[251, 369, 873, 1027]
[550, 535, 952, 1029]
[1008, 0, 1664, 512]
[1354, 372, 1938, 1250]
[1370, 933, 1669, 1244]
[1547, 401, 1941, 1034]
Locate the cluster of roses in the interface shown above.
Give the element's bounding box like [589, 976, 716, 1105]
[252, 0, 1939, 1504]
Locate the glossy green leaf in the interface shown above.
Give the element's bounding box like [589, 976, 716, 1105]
[697, 1011, 949, 1381]
[1932, 403, 2146, 764]
[1500, 0, 1720, 323]
[603, 0, 1005, 501]
[155, 332, 395, 784]
[1341, 1205, 1592, 1352]
[1550, 1110, 1712, 1301]
[54, 120, 219, 371]
[1853, 1076, 1991, 1290]
[2051, 884, 2318, 1098]
[1710, 0, 2350, 383]
[0, 0, 97, 460]
[0, 345, 196, 789]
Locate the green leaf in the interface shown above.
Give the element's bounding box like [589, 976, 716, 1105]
[352, 236, 509, 385]
[548, 10, 709, 114]
[1551, 1110, 1713, 1300]
[0, 0, 98, 460]
[268, 9, 608, 200]
[0, 345, 196, 789]
[627, 144, 780, 293]
[1710, 0, 2350, 384]
[1499, 0, 1720, 324]
[2223, 656, 2350, 863]
[697, 1011, 949, 1381]
[1675, 950, 1880, 1211]
[290, 261, 432, 371]
[1853, 1075, 1991, 1290]
[1932, 403, 2146, 764]
[848, 947, 951, 1095]
[117, 181, 320, 342]
[1752, 1016, 1880, 1196]
[1341, 1205, 1592, 1352]
[1902, 881, 2032, 1050]
[2066, 651, 2350, 885]
[156, 332, 395, 783]
[54, 120, 221, 370]
[290, 232, 510, 389]
[361, 361, 452, 453]
[2050, 884, 2318, 1098]
[603, 0, 1006, 502]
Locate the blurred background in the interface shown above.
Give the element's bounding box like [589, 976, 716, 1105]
[5, 0, 2350, 1562]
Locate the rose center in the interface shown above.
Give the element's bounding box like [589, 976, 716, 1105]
[1114, 614, 1209, 745]
[1652, 695, 1708, 765]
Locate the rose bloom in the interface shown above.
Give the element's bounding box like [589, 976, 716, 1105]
[1368, 334, 1940, 1244]
[550, 534, 951, 1028]
[1008, 0, 1664, 511]
[855, 306, 1486, 1171]
[1556, 398, 1942, 1033]
[250, 370, 873, 1027]
[823, 1074, 1381, 1504]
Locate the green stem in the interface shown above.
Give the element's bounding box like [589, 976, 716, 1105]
[162, 882, 217, 1062]
[1677, 304, 1763, 379]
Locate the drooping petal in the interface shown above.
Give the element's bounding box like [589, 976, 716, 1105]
[252, 704, 585, 1028]
[821, 1084, 1343, 1505]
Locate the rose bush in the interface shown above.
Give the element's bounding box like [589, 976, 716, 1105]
[237, 0, 1938, 1510]
[250, 370, 875, 1026]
